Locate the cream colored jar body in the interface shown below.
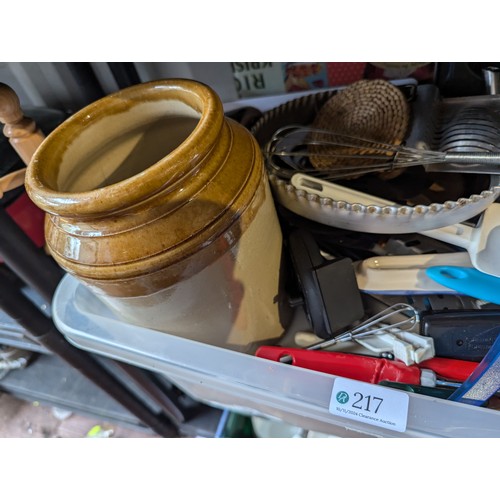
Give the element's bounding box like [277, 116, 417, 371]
[97, 179, 284, 349]
[26, 79, 289, 352]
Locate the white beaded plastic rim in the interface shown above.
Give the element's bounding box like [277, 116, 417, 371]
[270, 174, 500, 233]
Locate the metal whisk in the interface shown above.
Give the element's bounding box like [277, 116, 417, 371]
[265, 125, 500, 181]
[280, 302, 419, 362]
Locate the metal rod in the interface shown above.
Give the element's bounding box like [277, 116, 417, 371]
[483, 66, 500, 95]
[111, 362, 189, 426]
[443, 151, 500, 164]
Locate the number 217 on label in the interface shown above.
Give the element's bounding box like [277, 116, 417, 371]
[329, 378, 409, 433]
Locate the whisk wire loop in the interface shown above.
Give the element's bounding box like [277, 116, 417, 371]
[278, 303, 419, 363]
[265, 125, 500, 181]
[307, 302, 419, 351]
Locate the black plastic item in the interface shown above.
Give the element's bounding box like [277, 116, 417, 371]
[0, 265, 178, 437]
[383, 233, 468, 256]
[367, 293, 480, 315]
[378, 380, 455, 399]
[108, 62, 142, 89]
[110, 362, 200, 425]
[420, 310, 500, 362]
[277, 205, 381, 262]
[66, 63, 106, 106]
[287, 229, 364, 339]
[225, 106, 263, 130]
[411, 294, 479, 311]
[434, 62, 500, 97]
[336, 166, 432, 204]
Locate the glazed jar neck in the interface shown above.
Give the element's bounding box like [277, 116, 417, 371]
[26, 79, 226, 218]
[24, 78, 267, 287]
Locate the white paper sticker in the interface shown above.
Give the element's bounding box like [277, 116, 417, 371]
[329, 378, 409, 433]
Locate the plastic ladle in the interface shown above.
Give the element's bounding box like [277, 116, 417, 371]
[292, 174, 500, 278]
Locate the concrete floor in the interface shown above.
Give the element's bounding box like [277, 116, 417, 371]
[0, 392, 160, 438]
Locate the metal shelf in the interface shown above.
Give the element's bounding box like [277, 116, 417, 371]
[0, 353, 224, 437]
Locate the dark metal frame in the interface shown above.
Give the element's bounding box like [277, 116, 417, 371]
[0, 206, 194, 437]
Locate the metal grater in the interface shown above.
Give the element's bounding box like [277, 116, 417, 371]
[436, 98, 500, 154]
[406, 84, 500, 155]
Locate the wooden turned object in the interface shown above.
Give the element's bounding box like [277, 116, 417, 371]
[0, 82, 46, 166]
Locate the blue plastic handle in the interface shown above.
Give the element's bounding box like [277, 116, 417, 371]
[425, 266, 500, 305]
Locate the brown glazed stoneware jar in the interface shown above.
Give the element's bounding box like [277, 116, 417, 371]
[25, 79, 289, 352]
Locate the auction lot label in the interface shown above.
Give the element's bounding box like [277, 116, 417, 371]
[329, 377, 409, 433]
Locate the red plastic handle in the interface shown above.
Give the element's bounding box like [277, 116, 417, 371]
[417, 358, 478, 381]
[255, 346, 422, 385]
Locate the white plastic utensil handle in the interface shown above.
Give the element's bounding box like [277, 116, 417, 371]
[355, 328, 435, 365]
[291, 173, 475, 249]
[358, 253, 472, 270]
[421, 224, 474, 250]
[291, 173, 394, 206]
[354, 253, 473, 294]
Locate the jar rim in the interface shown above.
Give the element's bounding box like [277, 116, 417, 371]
[25, 79, 224, 217]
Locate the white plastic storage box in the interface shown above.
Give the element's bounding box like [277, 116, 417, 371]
[53, 274, 500, 438]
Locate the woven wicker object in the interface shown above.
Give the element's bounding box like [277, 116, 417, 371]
[309, 79, 410, 171]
